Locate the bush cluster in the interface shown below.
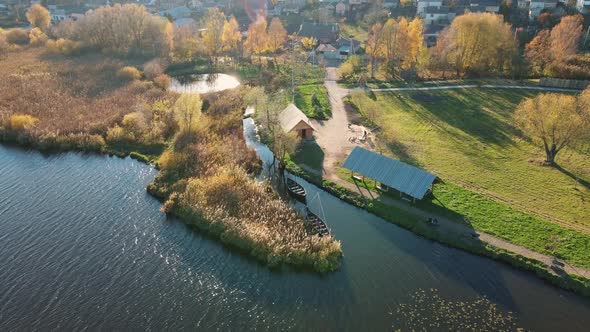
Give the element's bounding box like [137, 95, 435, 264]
[46, 38, 81, 56]
[117, 66, 142, 81]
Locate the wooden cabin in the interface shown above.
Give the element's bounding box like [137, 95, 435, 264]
[278, 104, 315, 140]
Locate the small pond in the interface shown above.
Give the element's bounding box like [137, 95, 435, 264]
[168, 73, 240, 94]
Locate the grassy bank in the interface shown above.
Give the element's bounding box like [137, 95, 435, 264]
[286, 161, 590, 297]
[346, 88, 590, 265]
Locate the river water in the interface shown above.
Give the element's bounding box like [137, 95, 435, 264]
[1, 140, 589, 330]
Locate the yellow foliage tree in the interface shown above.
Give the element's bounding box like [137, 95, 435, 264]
[174, 94, 203, 138]
[549, 14, 583, 61]
[222, 15, 242, 53]
[244, 17, 268, 62]
[515, 90, 590, 164]
[202, 8, 227, 64]
[267, 17, 287, 53]
[437, 12, 516, 76]
[26, 4, 51, 31]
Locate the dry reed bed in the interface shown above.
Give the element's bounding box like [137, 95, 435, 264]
[0, 49, 171, 147]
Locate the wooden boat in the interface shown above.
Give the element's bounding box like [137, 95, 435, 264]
[286, 178, 307, 203]
[306, 210, 329, 237]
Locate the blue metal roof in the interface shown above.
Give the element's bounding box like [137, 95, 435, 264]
[342, 147, 437, 200]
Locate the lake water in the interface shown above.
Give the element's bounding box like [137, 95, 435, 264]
[1, 143, 590, 331]
[168, 73, 240, 94]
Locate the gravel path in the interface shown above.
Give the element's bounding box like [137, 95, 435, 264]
[309, 68, 355, 180]
[371, 84, 582, 93]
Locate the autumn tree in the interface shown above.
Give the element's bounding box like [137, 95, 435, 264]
[174, 94, 203, 139]
[366, 22, 384, 78]
[267, 17, 287, 53]
[549, 15, 583, 61]
[367, 17, 424, 78]
[525, 15, 584, 77]
[437, 12, 516, 77]
[75, 4, 173, 57]
[173, 24, 201, 62]
[338, 55, 363, 81]
[222, 15, 242, 59]
[244, 17, 268, 63]
[525, 29, 551, 75]
[202, 8, 227, 65]
[26, 4, 51, 31]
[514, 90, 590, 164]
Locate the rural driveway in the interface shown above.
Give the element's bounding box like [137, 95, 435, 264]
[309, 68, 355, 181]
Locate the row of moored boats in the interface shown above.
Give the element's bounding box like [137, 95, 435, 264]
[286, 178, 330, 237]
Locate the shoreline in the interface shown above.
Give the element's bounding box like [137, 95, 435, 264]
[2, 129, 590, 296]
[285, 162, 590, 298]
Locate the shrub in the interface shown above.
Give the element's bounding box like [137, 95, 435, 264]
[143, 59, 164, 80]
[9, 114, 39, 131]
[106, 124, 132, 143]
[5, 29, 30, 45]
[45, 38, 81, 56]
[117, 66, 142, 81]
[29, 28, 48, 47]
[153, 74, 171, 89]
[121, 111, 147, 136]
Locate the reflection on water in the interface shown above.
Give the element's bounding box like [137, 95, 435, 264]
[168, 73, 240, 94]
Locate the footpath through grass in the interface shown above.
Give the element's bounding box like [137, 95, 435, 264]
[346, 88, 590, 269]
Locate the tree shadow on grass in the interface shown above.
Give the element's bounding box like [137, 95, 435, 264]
[385, 140, 420, 168]
[407, 89, 524, 148]
[292, 142, 325, 174]
[554, 163, 590, 191]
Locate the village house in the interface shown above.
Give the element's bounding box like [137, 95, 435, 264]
[336, 1, 347, 16]
[315, 43, 340, 59]
[417, 0, 443, 14]
[528, 0, 559, 19]
[577, 0, 590, 12]
[469, 0, 502, 13]
[298, 22, 340, 44]
[421, 6, 453, 25]
[279, 104, 315, 140]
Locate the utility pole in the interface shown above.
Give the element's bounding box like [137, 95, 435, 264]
[291, 33, 298, 103]
[584, 25, 590, 50]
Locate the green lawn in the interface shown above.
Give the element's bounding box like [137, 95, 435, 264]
[347, 88, 590, 268]
[294, 84, 332, 119]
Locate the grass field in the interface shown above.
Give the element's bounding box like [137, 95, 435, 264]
[347, 88, 590, 267]
[294, 84, 332, 119]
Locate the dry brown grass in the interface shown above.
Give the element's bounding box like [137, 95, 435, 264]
[0, 48, 172, 139]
